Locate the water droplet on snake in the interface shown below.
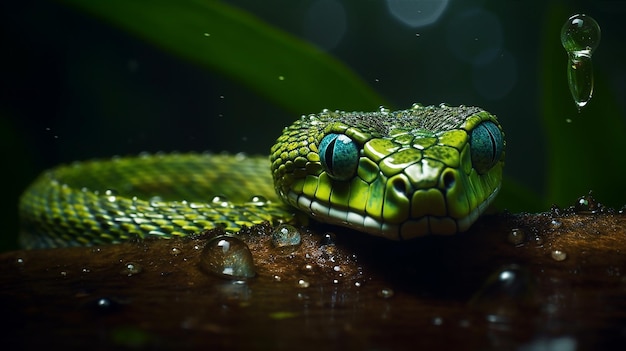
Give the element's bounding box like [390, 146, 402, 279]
[105, 189, 118, 202]
[149, 196, 164, 207]
[248, 195, 268, 206]
[211, 195, 231, 208]
[199, 236, 255, 279]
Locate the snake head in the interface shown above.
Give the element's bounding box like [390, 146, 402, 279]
[270, 104, 504, 240]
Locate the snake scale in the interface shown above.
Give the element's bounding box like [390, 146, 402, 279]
[19, 104, 504, 248]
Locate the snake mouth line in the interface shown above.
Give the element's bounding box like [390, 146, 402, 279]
[287, 185, 500, 240]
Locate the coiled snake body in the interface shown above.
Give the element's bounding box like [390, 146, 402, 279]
[19, 104, 504, 248]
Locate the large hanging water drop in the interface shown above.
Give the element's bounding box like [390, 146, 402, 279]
[560, 14, 601, 111]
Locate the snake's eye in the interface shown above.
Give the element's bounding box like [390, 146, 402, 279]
[318, 133, 359, 181]
[470, 121, 504, 174]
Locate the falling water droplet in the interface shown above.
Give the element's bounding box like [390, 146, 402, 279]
[270, 224, 302, 254]
[567, 53, 594, 111]
[199, 236, 256, 279]
[560, 14, 601, 111]
[561, 14, 600, 54]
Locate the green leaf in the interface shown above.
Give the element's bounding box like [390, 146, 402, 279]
[58, 0, 387, 113]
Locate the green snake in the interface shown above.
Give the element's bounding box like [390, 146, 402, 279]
[19, 104, 504, 248]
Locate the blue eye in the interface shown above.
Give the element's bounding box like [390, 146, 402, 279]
[319, 133, 359, 180]
[470, 121, 504, 174]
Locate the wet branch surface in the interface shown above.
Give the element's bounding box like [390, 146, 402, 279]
[2, 210, 626, 350]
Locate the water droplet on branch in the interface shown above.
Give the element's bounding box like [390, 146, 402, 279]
[551, 249, 568, 262]
[270, 224, 302, 254]
[199, 236, 256, 279]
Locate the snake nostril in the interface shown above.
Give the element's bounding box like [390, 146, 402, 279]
[392, 177, 408, 195]
[443, 170, 456, 189]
